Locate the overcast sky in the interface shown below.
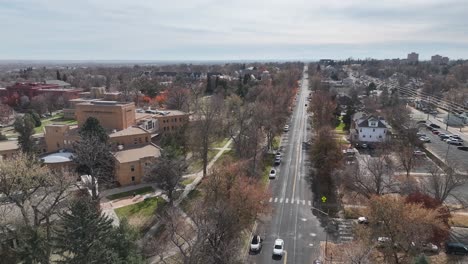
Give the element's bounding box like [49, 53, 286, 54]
[1, 0, 467, 61]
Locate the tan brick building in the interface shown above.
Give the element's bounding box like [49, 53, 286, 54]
[114, 144, 161, 185]
[153, 110, 189, 134]
[0, 140, 19, 160]
[75, 101, 136, 131]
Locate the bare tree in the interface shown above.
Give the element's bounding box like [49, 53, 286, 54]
[344, 153, 396, 199]
[143, 151, 187, 205]
[422, 163, 466, 204]
[166, 85, 190, 111]
[189, 95, 223, 176]
[72, 135, 115, 200]
[356, 196, 447, 264]
[0, 153, 76, 262]
[0, 103, 14, 125]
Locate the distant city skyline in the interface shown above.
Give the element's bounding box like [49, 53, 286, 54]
[1, 0, 467, 60]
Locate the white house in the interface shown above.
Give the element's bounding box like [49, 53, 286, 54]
[351, 113, 391, 143]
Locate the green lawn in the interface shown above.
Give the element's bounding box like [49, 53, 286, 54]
[272, 135, 281, 150]
[215, 149, 236, 165]
[106, 186, 155, 201]
[187, 149, 218, 174]
[115, 197, 166, 219]
[262, 153, 275, 186]
[180, 178, 195, 187]
[33, 116, 78, 134]
[212, 138, 230, 148]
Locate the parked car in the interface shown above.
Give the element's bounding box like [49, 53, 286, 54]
[432, 130, 441, 135]
[458, 146, 468, 151]
[313, 260, 323, 264]
[451, 135, 462, 140]
[283, 125, 289, 132]
[419, 136, 431, 143]
[447, 139, 463, 146]
[273, 239, 285, 256]
[439, 134, 451, 140]
[422, 243, 439, 253]
[357, 216, 369, 224]
[413, 150, 426, 156]
[250, 235, 262, 252]
[269, 169, 277, 179]
[274, 157, 281, 166]
[377, 237, 391, 248]
[429, 123, 441, 129]
[417, 120, 426, 124]
[446, 242, 468, 255]
[426, 125, 434, 131]
[416, 132, 426, 137]
[275, 152, 281, 159]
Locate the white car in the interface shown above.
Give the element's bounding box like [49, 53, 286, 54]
[269, 169, 277, 179]
[275, 152, 281, 159]
[250, 235, 262, 252]
[419, 136, 431, 143]
[284, 125, 289, 132]
[413, 150, 425, 156]
[357, 216, 369, 224]
[273, 239, 284, 256]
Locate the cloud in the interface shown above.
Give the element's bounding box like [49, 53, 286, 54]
[0, 0, 467, 60]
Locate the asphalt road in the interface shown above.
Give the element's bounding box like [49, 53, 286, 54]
[247, 66, 326, 264]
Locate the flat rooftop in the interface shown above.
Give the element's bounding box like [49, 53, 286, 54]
[0, 140, 19, 152]
[110, 127, 149, 137]
[114, 144, 161, 163]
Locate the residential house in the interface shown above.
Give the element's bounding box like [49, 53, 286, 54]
[350, 112, 391, 143]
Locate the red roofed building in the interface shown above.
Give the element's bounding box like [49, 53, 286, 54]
[3, 82, 81, 106]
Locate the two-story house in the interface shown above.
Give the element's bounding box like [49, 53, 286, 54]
[351, 112, 391, 143]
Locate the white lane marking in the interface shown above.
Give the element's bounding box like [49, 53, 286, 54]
[280, 198, 283, 203]
[291, 198, 294, 204]
[302, 200, 306, 205]
[285, 198, 289, 204]
[310, 233, 316, 237]
[296, 199, 300, 205]
[269, 197, 272, 202]
[308, 200, 311, 206]
[274, 197, 278, 203]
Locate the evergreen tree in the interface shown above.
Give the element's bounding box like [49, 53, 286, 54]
[62, 73, 67, 82]
[413, 255, 429, 264]
[380, 86, 390, 107]
[13, 114, 36, 154]
[54, 198, 118, 264]
[56, 70, 61, 80]
[79, 117, 109, 142]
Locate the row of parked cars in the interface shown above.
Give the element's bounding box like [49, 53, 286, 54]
[357, 217, 468, 255]
[423, 123, 468, 150]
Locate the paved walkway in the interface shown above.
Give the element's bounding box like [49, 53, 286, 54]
[143, 138, 233, 243]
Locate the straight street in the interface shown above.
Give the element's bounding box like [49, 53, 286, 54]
[248, 66, 326, 264]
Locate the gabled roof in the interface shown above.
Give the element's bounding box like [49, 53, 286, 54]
[357, 115, 389, 128]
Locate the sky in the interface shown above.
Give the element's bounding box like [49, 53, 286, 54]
[1, 0, 468, 61]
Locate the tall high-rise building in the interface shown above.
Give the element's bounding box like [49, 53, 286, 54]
[407, 52, 419, 63]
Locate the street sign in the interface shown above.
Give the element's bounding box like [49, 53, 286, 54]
[321, 196, 327, 203]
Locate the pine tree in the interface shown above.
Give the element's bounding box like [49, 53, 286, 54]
[13, 114, 36, 154]
[56, 70, 61, 80]
[54, 197, 117, 264]
[79, 117, 109, 142]
[62, 73, 67, 82]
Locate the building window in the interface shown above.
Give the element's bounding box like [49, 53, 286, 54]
[359, 129, 362, 132]
[363, 135, 366, 138]
[379, 135, 382, 138]
[131, 176, 135, 182]
[145, 137, 148, 142]
[373, 129, 375, 132]
[180, 118, 182, 122]
[369, 135, 372, 138]
[57, 143, 60, 148]
[131, 165, 135, 172]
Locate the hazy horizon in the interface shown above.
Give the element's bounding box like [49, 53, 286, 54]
[1, 0, 467, 61]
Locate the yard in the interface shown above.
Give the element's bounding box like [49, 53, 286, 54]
[115, 197, 167, 233]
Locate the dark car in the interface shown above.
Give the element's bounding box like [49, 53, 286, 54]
[274, 157, 281, 166]
[417, 120, 426, 124]
[439, 134, 450, 140]
[446, 242, 468, 255]
[313, 260, 323, 264]
[429, 123, 441, 129]
[458, 146, 468, 151]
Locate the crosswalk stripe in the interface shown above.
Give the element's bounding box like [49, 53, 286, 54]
[302, 200, 306, 205]
[269, 197, 272, 202]
[280, 198, 283, 203]
[291, 198, 294, 204]
[285, 198, 289, 203]
[274, 197, 278, 203]
[297, 199, 300, 205]
[308, 200, 311, 206]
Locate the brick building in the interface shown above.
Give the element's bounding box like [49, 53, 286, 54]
[3, 82, 81, 106]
